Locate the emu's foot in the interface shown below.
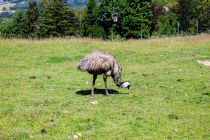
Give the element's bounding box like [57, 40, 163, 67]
[91, 92, 95, 96]
[105, 90, 109, 96]
[105, 92, 112, 96]
[91, 88, 95, 96]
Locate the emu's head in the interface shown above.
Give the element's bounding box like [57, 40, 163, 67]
[112, 61, 131, 89]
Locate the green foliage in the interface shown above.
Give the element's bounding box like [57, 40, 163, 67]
[0, 2, 39, 38]
[62, 7, 80, 35]
[35, 0, 79, 38]
[178, 0, 210, 33]
[87, 23, 106, 38]
[0, 17, 2, 24]
[98, 0, 152, 39]
[0, 10, 25, 38]
[80, 0, 105, 38]
[189, 0, 210, 33]
[188, 18, 198, 34]
[19, 1, 39, 38]
[0, 18, 13, 37]
[158, 11, 178, 36]
[98, 0, 127, 38]
[0, 0, 209, 38]
[151, 3, 164, 33]
[121, 0, 152, 38]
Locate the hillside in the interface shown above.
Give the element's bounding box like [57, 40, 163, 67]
[0, 0, 100, 17]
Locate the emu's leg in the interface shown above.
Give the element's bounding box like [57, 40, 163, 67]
[91, 74, 97, 96]
[103, 75, 109, 96]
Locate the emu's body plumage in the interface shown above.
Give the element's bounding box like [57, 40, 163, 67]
[78, 50, 120, 74]
[77, 50, 122, 95]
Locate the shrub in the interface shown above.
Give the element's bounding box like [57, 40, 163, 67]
[158, 12, 178, 36]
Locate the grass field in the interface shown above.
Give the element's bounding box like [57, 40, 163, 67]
[0, 34, 210, 140]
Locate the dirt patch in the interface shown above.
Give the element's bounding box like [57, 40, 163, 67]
[197, 60, 210, 67]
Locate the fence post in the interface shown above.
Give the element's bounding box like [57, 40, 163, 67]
[177, 21, 180, 36]
[196, 19, 198, 34]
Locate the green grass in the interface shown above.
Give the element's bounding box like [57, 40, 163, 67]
[0, 35, 210, 140]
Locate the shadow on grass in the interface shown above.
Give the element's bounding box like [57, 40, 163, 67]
[76, 88, 123, 96]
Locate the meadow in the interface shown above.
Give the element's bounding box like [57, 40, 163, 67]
[0, 34, 210, 140]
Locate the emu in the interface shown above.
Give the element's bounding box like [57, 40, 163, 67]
[77, 50, 131, 96]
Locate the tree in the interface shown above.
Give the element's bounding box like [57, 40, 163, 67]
[35, 0, 79, 38]
[81, 0, 96, 37]
[158, 11, 178, 36]
[178, 0, 210, 33]
[20, 1, 39, 38]
[62, 7, 80, 36]
[188, 0, 210, 33]
[81, 0, 105, 37]
[151, 2, 164, 33]
[178, 0, 191, 32]
[121, 0, 152, 38]
[0, 10, 25, 38]
[98, 0, 153, 39]
[98, 0, 127, 38]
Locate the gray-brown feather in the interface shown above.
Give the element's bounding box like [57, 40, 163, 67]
[77, 50, 122, 87]
[78, 50, 121, 74]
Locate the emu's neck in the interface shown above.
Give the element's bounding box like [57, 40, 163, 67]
[112, 61, 122, 87]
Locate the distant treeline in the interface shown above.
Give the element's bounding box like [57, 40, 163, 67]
[0, 0, 209, 39]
